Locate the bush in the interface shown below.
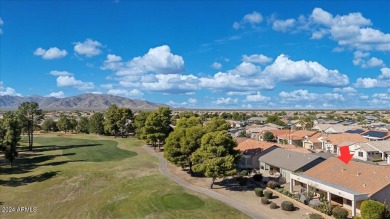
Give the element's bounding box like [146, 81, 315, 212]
[264, 190, 273, 199]
[252, 174, 263, 182]
[361, 200, 387, 219]
[254, 188, 264, 197]
[238, 177, 247, 186]
[261, 197, 270, 204]
[267, 180, 279, 189]
[241, 170, 248, 176]
[309, 213, 324, 219]
[277, 188, 284, 193]
[281, 201, 295, 211]
[282, 189, 290, 196]
[332, 207, 349, 219]
[270, 202, 278, 209]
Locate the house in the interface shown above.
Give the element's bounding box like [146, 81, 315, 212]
[259, 129, 290, 142]
[361, 130, 390, 141]
[350, 141, 390, 163]
[302, 133, 324, 150]
[289, 157, 390, 217]
[320, 133, 367, 153]
[276, 130, 318, 146]
[247, 117, 266, 125]
[312, 124, 332, 132]
[235, 140, 279, 170]
[258, 148, 324, 184]
[323, 124, 361, 134]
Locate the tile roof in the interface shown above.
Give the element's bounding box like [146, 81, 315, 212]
[235, 139, 279, 152]
[355, 141, 390, 152]
[259, 148, 323, 171]
[322, 133, 367, 146]
[304, 157, 390, 196]
[277, 130, 318, 140]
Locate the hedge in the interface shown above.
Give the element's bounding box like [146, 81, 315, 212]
[360, 200, 387, 219]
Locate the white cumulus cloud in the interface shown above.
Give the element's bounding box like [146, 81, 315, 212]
[233, 11, 263, 30]
[74, 38, 103, 57]
[49, 70, 73, 76]
[46, 91, 65, 98]
[107, 89, 144, 99]
[355, 67, 390, 88]
[213, 97, 238, 105]
[56, 75, 95, 90]
[272, 19, 296, 32]
[34, 47, 68, 60]
[242, 54, 273, 64]
[0, 81, 21, 96]
[211, 62, 222, 70]
[245, 92, 270, 102]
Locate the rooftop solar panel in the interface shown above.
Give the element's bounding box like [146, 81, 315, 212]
[345, 129, 365, 134]
[363, 131, 387, 138]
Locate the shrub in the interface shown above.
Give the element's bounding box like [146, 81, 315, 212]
[361, 200, 387, 219]
[313, 202, 332, 215]
[241, 170, 248, 176]
[281, 201, 295, 211]
[282, 189, 290, 196]
[270, 202, 278, 209]
[261, 197, 270, 204]
[254, 188, 264, 197]
[267, 180, 279, 189]
[252, 174, 263, 182]
[264, 190, 273, 199]
[332, 207, 349, 219]
[238, 177, 247, 186]
[309, 213, 324, 219]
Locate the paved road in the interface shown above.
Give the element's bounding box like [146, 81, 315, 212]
[143, 145, 268, 219]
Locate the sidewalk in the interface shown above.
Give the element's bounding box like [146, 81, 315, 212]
[143, 145, 315, 219]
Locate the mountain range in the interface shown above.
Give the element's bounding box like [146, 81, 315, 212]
[0, 93, 167, 110]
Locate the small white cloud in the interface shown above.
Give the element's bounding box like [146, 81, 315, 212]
[233, 11, 263, 29]
[228, 62, 261, 76]
[272, 19, 296, 32]
[46, 91, 65, 98]
[333, 86, 357, 93]
[367, 57, 384, 67]
[226, 91, 255, 96]
[242, 54, 272, 64]
[0, 81, 21, 96]
[245, 91, 270, 102]
[187, 98, 197, 104]
[74, 38, 103, 57]
[355, 67, 390, 88]
[213, 97, 238, 105]
[49, 70, 73, 76]
[101, 54, 123, 70]
[100, 84, 113, 89]
[34, 47, 68, 60]
[279, 89, 318, 101]
[56, 75, 94, 90]
[107, 88, 144, 99]
[211, 62, 222, 70]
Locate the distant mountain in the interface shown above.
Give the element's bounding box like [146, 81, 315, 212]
[0, 93, 167, 110]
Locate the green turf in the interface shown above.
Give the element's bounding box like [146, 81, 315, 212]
[32, 137, 137, 162]
[0, 134, 249, 219]
[162, 193, 205, 210]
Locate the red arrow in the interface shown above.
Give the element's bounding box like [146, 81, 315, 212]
[338, 146, 354, 164]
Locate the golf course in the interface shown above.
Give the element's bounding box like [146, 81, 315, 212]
[0, 134, 248, 219]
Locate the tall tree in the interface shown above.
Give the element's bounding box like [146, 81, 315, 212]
[0, 112, 22, 167]
[133, 111, 151, 140]
[191, 131, 240, 188]
[104, 104, 120, 136]
[69, 116, 77, 133]
[76, 116, 89, 134]
[57, 113, 70, 133]
[204, 117, 230, 133]
[41, 118, 57, 132]
[88, 112, 105, 135]
[164, 116, 204, 173]
[144, 107, 172, 150]
[17, 102, 42, 151]
[117, 107, 134, 137]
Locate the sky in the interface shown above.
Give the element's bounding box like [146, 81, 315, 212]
[0, 0, 389, 109]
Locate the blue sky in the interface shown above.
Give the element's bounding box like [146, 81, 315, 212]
[0, 0, 389, 109]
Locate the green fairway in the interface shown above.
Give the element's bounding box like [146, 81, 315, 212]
[0, 134, 248, 219]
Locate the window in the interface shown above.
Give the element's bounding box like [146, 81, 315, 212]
[346, 199, 352, 206]
[358, 152, 363, 157]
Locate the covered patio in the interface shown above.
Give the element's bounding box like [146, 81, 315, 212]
[290, 173, 369, 217]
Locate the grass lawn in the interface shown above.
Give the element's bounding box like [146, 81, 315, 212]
[0, 133, 248, 219]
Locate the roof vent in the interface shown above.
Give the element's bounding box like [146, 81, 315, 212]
[287, 154, 291, 158]
[356, 172, 361, 176]
[341, 168, 345, 172]
[362, 184, 367, 187]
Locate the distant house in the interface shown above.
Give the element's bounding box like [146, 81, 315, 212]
[302, 133, 324, 150]
[289, 157, 390, 217]
[320, 133, 367, 154]
[259, 129, 290, 142]
[258, 148, 324, 184]
[350, 141, 390, 163]
[276, 130, 318, 146]
[324, 124, 361, 134]
[235, 140, 279, 170]
[247, 117, 266, 125]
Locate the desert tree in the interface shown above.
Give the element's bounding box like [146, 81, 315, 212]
[17, 102, 42, 151]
